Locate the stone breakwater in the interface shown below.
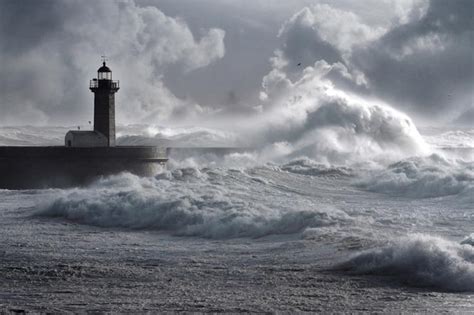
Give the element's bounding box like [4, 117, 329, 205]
[0, 146, 167, 189]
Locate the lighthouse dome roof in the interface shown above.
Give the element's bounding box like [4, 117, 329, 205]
[98, 62, 111, 73]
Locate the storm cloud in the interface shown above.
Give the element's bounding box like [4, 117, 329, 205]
[353, 0, 474, 121]
[0, 0, 472, 126]
[271, 0, 473, 123]
[0, 0, 225, 125]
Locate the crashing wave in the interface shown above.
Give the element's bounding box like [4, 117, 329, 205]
[357, 153, 474, 198]
[35, 171, 352, 239]
[423, 129, 474, 149]
[255, 60, 430, 165]
[0, 126, 67, 146]
[280, 158, 352, 177]
[337, 234, 474, 292]
[461, 234, 474, 246]
[117, 124, 240, 148]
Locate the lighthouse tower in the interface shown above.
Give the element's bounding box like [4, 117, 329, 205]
[65, 62, 120, 147]
[89, 62, 120, 146]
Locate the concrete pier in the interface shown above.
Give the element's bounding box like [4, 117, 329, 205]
[0, 146, 168, 189]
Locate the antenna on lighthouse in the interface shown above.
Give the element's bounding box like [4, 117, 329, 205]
[101, 55, 108, 64]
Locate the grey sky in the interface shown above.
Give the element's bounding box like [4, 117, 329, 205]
[0, 0, 472, 126]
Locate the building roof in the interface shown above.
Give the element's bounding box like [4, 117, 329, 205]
[66, 130, 106, 137]
[98, 62, 111, 73]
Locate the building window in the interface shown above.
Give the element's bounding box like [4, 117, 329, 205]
[98, 72, 112, 80]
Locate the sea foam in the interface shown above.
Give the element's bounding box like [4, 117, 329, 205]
[280, 158, 352, 177]
[462, 234, 474, 246]
[358, 154, 474, 198]
[36, 170, 351, 239]
[338, 234, 474, 292]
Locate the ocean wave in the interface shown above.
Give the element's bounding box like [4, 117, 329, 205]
[280, 158, 353, 177]
[357, 154, 474, 198]
[256, 60, 430, 165]
[35, 171, 351, 239]
[167, 149, 259, 170]
[461, 234, 474, 246]
[0, 124, 239, 148]
[337, 234, 474, 292]
[116, 124, 240, 148]
[423, 129, 474, 150]
[0, 126, 67, 146]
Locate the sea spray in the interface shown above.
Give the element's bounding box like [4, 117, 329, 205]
[36, 170, 352, 239]
[338, 234, 474, 292]
[357, 153, 474, 198]
[462, 234, 474, 246]
[252, 59, 431, 164]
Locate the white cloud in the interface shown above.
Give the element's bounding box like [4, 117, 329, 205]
[398, 32, 448, 59]
[279, 5, 386, 55]
[0, 0, 225, 125]
[0, 0, 471, 126]
[387, 0, 429, 25]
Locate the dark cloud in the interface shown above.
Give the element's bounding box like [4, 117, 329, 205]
[264, 0, 472, 123]
[0, 0, 225, 125]
[0, 0, 69, 55]
[280, 10, 342, 70]
[352, 0, 473, 120]
[142, 0, 282, 113]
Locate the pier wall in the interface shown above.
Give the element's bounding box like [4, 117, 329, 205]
[0, 146, 167, 189]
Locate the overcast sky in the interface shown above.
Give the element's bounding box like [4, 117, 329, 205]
[0, 0, 472, 127]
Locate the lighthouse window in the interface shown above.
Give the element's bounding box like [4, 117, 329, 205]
[98, 72, 111, 80]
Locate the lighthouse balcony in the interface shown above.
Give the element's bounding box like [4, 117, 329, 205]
[90, 79, 120, 90]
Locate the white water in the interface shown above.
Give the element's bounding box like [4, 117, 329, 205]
[339, 234, 474, 292]
[0, 123, 473, 311]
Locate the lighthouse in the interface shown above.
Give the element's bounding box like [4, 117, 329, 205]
[0, 60, 167, 189]
[90, 62, 119, 146]
[65, 61, 120, 147]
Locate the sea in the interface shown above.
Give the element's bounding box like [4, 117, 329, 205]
[0, 124, 472, 312]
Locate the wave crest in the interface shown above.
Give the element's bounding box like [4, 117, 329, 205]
[280, 158, 352, 177]
[461, 234, 474, 246]
[338, 234, 474, 292]
[358, 154, 474, 198]
[36, 171, 351, 239]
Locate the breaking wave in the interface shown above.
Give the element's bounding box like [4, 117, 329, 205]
[36, 170, 352, 239]
[166, 149, 259, 169]
[116, 124, 240, 148]
[338, 234, 474, 292]
[0, 126, 67, 146]
[462, 234, 474, 246]
[423, 129, 474, 150]
[280, 158, 352, 177]
[357, 154, 474, 198]
[254, 60, 431, 165]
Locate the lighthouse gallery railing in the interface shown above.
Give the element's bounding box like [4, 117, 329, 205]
[89, 80, 120, 89]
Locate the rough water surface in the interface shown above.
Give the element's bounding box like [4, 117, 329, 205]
[0, 126, 473, 312]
